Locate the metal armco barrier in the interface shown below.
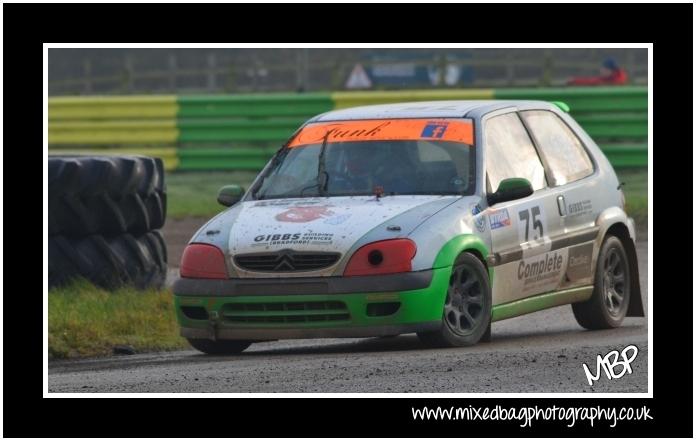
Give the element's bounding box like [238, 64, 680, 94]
[48, 87, 648, 170]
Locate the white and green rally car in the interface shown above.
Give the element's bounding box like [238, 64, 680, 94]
[173, 100, 643, 354]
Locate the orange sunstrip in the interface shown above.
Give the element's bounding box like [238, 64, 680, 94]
[288, 118, 474, 148]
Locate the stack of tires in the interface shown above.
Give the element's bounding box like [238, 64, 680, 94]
[48, 156, 168, 290]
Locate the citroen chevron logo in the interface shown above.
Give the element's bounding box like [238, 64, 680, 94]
[274, 255, 295, 271]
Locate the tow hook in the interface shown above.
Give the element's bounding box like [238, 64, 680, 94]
[208, 310, 220, 341]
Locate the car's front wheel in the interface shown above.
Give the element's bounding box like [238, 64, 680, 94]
[418, 253, 492, 348]
[187, 338, 252, 355]
[572, 235, 631, 329]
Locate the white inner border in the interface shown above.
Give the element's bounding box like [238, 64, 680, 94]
[43, 42, 653, 399]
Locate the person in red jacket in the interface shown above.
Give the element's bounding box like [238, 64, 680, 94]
[568, 58, 628, 86]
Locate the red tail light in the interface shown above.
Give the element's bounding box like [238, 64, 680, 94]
[344, 239, 417, 276]
[180, 243, 228, 279]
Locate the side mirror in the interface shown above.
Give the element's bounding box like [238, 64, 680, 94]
[217, 185, 245, 207]
[487, 177, 533, 206]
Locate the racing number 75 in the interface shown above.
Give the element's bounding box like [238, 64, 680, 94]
[518, 206, 544, 241]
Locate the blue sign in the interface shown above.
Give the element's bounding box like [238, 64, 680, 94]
[421, 121, 449, 138]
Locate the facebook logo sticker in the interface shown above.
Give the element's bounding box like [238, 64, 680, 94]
[421, 121, 449, 138]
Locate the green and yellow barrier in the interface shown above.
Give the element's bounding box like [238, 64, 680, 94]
[178, 93, 334, 118]
[48, 87, 648, 170]
[178, 147, 278, 171]
[332, 89, 494, 109]
[493, 86, 648, 112]
[48, 95, 178, 120]
[49, 120, 179, 145]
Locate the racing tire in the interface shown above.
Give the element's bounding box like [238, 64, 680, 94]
[572, 235, 631, 329]
[48, 156, 166, 236]
[417, 253, 492, 348]
[480, 322, 492, 343]
[48, 231, 167, 290]
[186, 338, 252, 355]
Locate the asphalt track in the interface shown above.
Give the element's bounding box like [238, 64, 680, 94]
[48, 241, 648, 393]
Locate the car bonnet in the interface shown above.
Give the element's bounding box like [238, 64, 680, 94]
[227, 195, 460, 256]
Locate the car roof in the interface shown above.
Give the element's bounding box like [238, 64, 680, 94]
[311, 100, 557, 122]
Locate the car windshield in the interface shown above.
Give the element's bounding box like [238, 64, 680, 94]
[252, 119, 476, 199]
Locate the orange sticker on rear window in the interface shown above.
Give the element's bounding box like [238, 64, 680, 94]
[288, 118, 473, 148]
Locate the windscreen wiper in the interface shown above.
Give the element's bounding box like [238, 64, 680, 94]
[316, 131, 330, 196]
[298, 131, 331, 197]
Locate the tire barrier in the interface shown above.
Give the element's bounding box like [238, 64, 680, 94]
[48, 155, 167, 290]
[48, 232, 167, 290]
[48, 156, 165, 235]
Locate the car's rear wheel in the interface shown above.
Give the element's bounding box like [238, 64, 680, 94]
[572, 235, 631, 329]
[187, 338, 252, 355]
[418, 253, 491, 348]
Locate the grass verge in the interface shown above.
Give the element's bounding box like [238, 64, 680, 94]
[166, 170, 257, 218]
[48, 279, 187, 359]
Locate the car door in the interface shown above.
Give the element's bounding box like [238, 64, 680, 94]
[482, 111, 566, 306]
[519, 110, 598, 289]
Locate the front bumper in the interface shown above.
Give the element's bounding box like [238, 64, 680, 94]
[173, 268, 449, 341]
[180, 322, 441, 340]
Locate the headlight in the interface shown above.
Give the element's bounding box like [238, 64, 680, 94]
[343, 239, 416, 276]
[180, 243, 229, 279]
